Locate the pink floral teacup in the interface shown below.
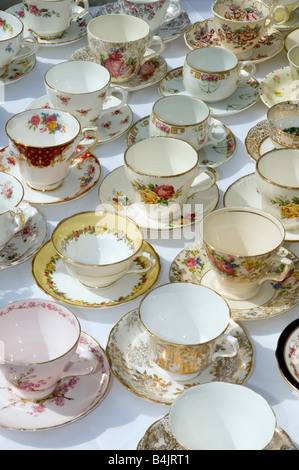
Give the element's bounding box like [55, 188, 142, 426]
[0, 172, 24, 251]
[0, 299, 98, 400]
[119, 0, 180, 32]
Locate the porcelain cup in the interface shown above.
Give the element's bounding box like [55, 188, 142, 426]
[0, 298, 98, 400]
[199, 206, 292, 300]
[22, 0, 88, 39]
[287, 44, 299, 99]
[5, 108, 98, 191]
[256, 148, 299, 230]
[265, 0, 298, 24]
[182, 47, 256, 102]
[51, 210, 156, 288]
[0, 10, 38, 76]
[119, 0, 179, 32]
[267, 101, 299, 149]
[212, 0, 289, 58]
[0, 172, 25, 251]
[44, 60, 128, 129]
[149, 95, 226, 150]
[87, 14, 165, 83]
[124, 136, 217, 222]
[169, 382, 277, 450]
[138, 283, 238, 381]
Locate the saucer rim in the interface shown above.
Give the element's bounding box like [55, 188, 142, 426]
[244, 119, 271, 161]
[276, 318, 299, 392]
[260, 66, 292, 108]
[0, 52, 36, 85]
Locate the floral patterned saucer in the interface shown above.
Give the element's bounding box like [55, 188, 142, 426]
[223, 173, 299, 243]
[106, 309, 253, 405]
[169, 240, 299, 321]
[27, 95, 133, 145]
[126, 116, 236, 168]
[0, 48, 36, 85]
[7, 4, 92, 47]
[184, 18, 284, 64]
[245, 120, 278, 161]
[137, 414, 297, 450]
[276, 318, 299, 392]
[158, 67, 260, 117]
[0, 202, 47, 269]
[69, 46, 167, 92]
[260, 67, 293, 108]
[32, 240, 161, 308]
[0, 332, 111, 430]
[0, 147, 101, 205]
[98, 165, 219, 236]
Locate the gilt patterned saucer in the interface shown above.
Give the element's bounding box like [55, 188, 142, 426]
[32, 240, 160, 308]
[0, 50, 36, 85]
[106, 309, 253, 405]
[0, 147, 101, 205]
[169, 240, 299, 321]
[126, 116, 236, 168]
[245, 120, 276, 161]
[0, 332, 111, 431]
[184, 18, 284, 63]
[276, 318, 299, 392]
[158, 67, 260, 117]
[260, 67, 293, 108]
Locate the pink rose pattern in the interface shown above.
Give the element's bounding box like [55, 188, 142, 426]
[0, 181, 13, 199]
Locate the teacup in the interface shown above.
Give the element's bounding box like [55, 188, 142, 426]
[212, 0, 289, 58]
[124, 136, 217, 221]
[87, 14, 165, 83]
[169, 382, 277, 450]
[256, 148, 299, 230]
[0, 172, 24, 251]
[0, 298, 98, 400]
[149, 95, 226, 150]
[138, 283, 238, 381]
[119, 0, 179, 33]
[287, 44, 299, 98]
[267, 101, 299, 149]
[51, 210, 156, 288]
[22, 0, 88, 39]
[44, 61, 128, 129]
[182, 47, 256, 102]
[199, 206, 292, 300]
[5, 108, 98, 191]
[265, 0, 298, 24]
[0, 10, 38, 76]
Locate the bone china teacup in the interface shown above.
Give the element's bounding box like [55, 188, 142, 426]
[199, 206, 292, 300]
[87, 14, 165, 83]
[0, 10, 38, 76]
[182, 47, 256, 102]
[169, 382, 277, 450]
[124, 136, 217, 222]
[0, 172, 24, 251]
[5, 108, 98, 191]
[51, 211, 156, 288]
[44, 61, 128, 129]
[0, 298, 98, 400]
[267, 101, 299, 149]
[138, 283, 238, 381]
[119, 0, 177, 32]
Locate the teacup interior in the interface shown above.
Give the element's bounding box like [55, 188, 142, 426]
[186, 48, 238, 72]
[0, 11, 22, 40]
[153, 95, 209, 126]
[0, 172, 23, 213]
[288, 45, 299, 67]
[139, 283, 230, 344]
[257, 149, 299, 187]
[88, 14, 149, 41]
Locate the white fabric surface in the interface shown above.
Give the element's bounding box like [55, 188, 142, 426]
[0, 0, 298, 450]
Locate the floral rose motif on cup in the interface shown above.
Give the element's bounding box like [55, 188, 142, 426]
[0, 181, 13, 199]
[23, 2, 61, 18]
[216, 23, 262, 51]
[123, 0, 167, 22]
[224, 4, 263, 21]
[101, 48, 137, 80]
[27, 112, 66, 134]
[0, 17, 13, 36]
[132, 179, 182, 206]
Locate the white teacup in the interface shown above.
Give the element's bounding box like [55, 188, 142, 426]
[119, 0, 179, 32]
[22, 0, 88, 39]
[0, 10, 38, 76]
[0, 298, 98, 400]
[182, 47, 256, 102]
[149, 95, 226, 150]
[124, 136, 217, 222]
[0, 172, 25, 251]
[265, 0, 298, 24]
[44, 61, 128, 129]
[138, 283, 238, 381]
[287, 44, 299, 99]
[169, 382, 277, 450]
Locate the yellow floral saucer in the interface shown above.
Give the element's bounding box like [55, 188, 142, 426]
[260, 66, 293, 108]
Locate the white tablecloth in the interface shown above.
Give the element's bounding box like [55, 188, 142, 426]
[0, 0, 298, 451]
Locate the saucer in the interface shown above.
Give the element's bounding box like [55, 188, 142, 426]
[69, 46, 168, 92]
[245, 120, 278, 161]
[126, 116, 236, 168]
[276, 318, 299, 392]
[0, 48, 36, 85]
[158, 67, 260, 117]
[7, 4, 92, 47]
[260, 67, 292, 108]
[27, 95, 133, 145]
[184, 18, 284, 64]
[0, 202, 47, 269]
[0, 332, 111, 431]
[137, 414, 297, 450]
[98, 165, 219, 234]
[169, 240, 299, 321]
[223, 173, 299, 243]
[0, 146, 101, 205]
[32, 240, 161, 308]
[95, 0, 191, 43]
[106, 309, 253, 405]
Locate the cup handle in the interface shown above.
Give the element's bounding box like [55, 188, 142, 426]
[9, 36, 38, 67]
[211, 334, 239, 362]
[69, 0, 88, 24]
[9, 206, 25, 234]
[258, 249, 293, 285]
[142, 35, 165, 64]
[164, 0, 183, 22]
[60, 349, 98, 380]
[72, 129, 99, 159]
[125, 252, 156, 275]
[266, 5, 289, 27]
[205, 120, 227, 146]
[239, 60, 256, 77]
[194, 165, 217, 191]
[100, 86, 128, 117]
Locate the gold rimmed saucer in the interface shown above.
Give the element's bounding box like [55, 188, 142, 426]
[245, 120, 275, 161]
